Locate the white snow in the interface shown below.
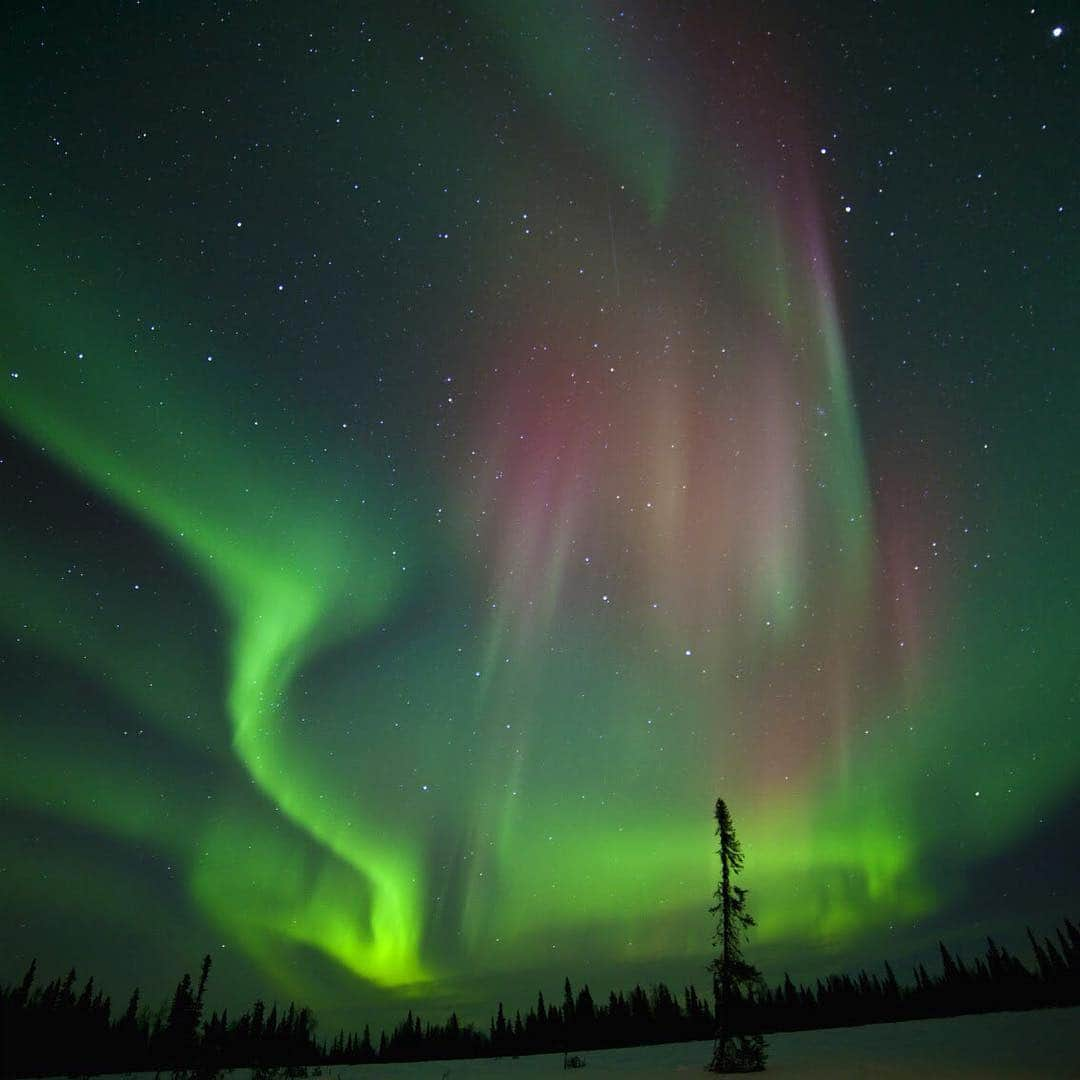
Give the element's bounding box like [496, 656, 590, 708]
[69, 1007, 1080, 1080]
[300, 1007, 1080, 1078]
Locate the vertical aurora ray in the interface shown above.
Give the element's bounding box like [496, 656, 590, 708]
[437, 7, 936, 969]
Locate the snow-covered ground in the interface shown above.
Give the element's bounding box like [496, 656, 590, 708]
[53, 1009, 1077, 1080]
[286, 1007, 1080, 1079]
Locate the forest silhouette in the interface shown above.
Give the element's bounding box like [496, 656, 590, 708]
[2, 916, 1079, 1076]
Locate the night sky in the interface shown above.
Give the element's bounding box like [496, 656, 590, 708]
[1, 1, 1077, 1035]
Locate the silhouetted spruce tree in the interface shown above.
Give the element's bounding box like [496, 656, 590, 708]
[576, 983, 596, 1030]
[359, 1022, 375, 1062]
[708, 798, 767, 1073]
[493, 1001, 508, 1053]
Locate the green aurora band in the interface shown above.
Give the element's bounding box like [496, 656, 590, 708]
[0, 241, 429, 986]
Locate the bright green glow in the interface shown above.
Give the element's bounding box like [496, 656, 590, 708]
[191, 818, 428, 989]
[0, 218, 429, 988]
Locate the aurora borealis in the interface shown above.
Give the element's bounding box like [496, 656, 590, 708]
[1, 0, 1077, 1032]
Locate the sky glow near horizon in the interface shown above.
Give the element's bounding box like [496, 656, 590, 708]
[1, 1, 1076, 1028]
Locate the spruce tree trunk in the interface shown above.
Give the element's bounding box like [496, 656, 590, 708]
[720, 822, 731, 1058]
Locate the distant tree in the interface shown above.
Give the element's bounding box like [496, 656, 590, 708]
[563, 977, 575, 1028]
[939, 941, 965, 985]
[493, 1000, 508, 1052]
[882, 960, 901, 1001]
[707, 798, 767, 1073]
[575, 983, 596, 1027]
[358, 1022, 375, 1061]
[14, 959, 36, 1008]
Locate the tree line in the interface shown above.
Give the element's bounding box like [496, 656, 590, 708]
[0, 954, 317, 1078]
[2, 916, 1079, 1076]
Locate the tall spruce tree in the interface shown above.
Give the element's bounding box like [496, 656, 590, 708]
[708, 798, 767, 1072]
